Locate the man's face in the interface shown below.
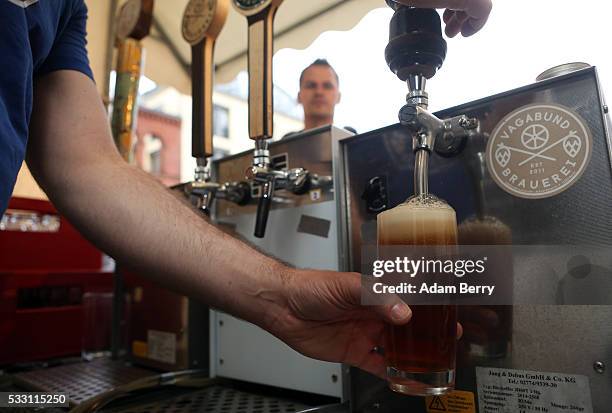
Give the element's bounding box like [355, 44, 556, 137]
[298, 65, 341, 119]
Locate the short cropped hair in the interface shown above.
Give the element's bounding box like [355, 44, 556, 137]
[299, 59, 339, 87]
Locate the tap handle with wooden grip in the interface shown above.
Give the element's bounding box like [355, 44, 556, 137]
[182, 0, 230, 159]
[233, 0, 283, 141]
[116, 0, 155, 43]
[112, 0, 155, 162]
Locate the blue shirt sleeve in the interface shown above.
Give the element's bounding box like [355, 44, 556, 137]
[36, 0, 94, 81]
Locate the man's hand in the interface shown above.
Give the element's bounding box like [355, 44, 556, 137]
[267, 269, 462, 378]
[394, 0, 493, 37]
[265, 269, 410, 378]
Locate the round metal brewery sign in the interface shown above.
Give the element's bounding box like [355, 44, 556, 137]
[116, 0, 142, 41]
[486, 104, 592, 199]
[182, 0, 217, 45]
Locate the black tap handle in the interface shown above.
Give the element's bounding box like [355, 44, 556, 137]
[291, 171, 312, 195]
[230, 181, 252, 206]
[201, 191, 215, 216]
[255, 180, 274, 238]
[385, 6, 447, 80]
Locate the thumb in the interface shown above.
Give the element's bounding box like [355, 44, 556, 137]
[359, 277, 412, 325]
[382, 301, 413, 324]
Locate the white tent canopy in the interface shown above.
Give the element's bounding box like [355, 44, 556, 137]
[89, 0, 383, 96]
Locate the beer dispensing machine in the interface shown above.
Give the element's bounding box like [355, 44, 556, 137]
[207, 0, 352, 399]
[212, 0, 612, 411]
[336, 1, 612, 412]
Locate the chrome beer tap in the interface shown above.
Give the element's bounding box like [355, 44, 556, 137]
[245, 139, 325, 237]
[234, 0, 330, 238]
[386, 1, 479, 195]
[185, 158, 251, 215]
[231, 0, 282, 237]
[186, 158, 218, 214]
[182, 0, 250, 215]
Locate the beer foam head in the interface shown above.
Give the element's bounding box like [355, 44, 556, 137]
[458, 216, 513, 245]
[377, 194, 457, 245]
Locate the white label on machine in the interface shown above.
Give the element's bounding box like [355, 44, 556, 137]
[147, 330, 176, 365]
[310, 189, 322, 201]
[476, 367, 593, 413]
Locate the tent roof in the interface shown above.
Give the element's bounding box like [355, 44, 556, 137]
[135, 0, 382, 94]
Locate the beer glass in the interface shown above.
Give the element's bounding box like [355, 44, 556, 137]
[377, 194, 458, 396]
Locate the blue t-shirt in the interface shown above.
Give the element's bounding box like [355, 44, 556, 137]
[0, 0, 93, 214]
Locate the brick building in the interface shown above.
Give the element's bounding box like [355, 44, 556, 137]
[134, 108, 182, 187]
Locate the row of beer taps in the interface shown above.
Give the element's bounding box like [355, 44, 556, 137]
[111, 0, 482, 238]
[182, 0, 340, 237]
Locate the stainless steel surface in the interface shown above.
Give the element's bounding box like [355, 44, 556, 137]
[594, 69, 612, 175]
[407, 73, 426, 95]
[184, 160, 218, 215]
[244, 130, 338, 237]
[337, 67, 612, 412]
[214, 126, 348, 218]
[253, 140, 271, 167]
[398, 69, 479, 203]
[247, 166, 311, 193]
[413, 149, 429, 195]
[300, 403, 349, 413]
[104, 385, 310, 413]
[511, 306, 612, 410]
[12, 359, 155, 406]
[406, 74, 428, 108]
[537, 62, 592, 81]
[211, 126, 352, 398]
[213, 311, 343, 397]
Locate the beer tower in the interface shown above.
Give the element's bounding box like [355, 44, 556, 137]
[111, 0, 154, 163]
[182, 0, 251, 215]
[385, 1, 479, 190]
[378, 1, 480, 396]
[234, 0, 327, 238]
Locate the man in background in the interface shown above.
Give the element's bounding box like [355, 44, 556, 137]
[299, 59, 343, 130]
[284, 59, 356, 138]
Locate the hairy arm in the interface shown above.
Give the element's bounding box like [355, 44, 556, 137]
[26, 70, 287, 329]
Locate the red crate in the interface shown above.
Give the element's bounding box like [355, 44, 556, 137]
[0, 271, 113, 364]
[0, 197, 103, 272]
[0, 197, 113, 364]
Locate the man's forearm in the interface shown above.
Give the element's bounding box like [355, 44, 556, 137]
[26, 71, 292, 331]
[57, 158, 287, 327]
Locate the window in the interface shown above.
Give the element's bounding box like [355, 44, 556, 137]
[212, 148, 230, 160]
[142, 134, 163, 175]
[213, 105, 230, 138]
[149, 149, 161, 175]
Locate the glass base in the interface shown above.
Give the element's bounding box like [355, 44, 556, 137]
[387, 367, 455, 396]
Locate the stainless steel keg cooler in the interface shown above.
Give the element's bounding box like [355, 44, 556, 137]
[210, 2, 612, 412]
